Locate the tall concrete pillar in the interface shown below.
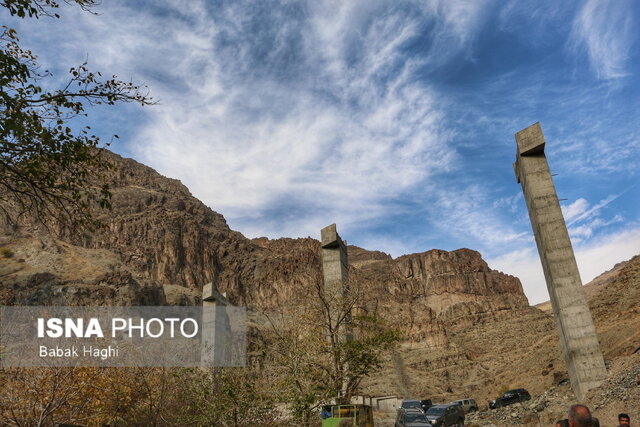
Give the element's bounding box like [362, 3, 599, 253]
[321, 224, 352, 402]
[321, 223, 352, 342]
[514, 122, 607, 400]
[201, 282, 231, 366]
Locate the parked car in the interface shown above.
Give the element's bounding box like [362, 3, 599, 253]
[450, 398, 478, 414]
[395, 408, 431, 427]
[425, 404, 465, 426]
[488, 388, 531, 409]
[400, 399, 425, 413]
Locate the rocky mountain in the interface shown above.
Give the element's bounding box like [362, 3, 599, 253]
[0, 151, 531, 386]
[459, 255, 640, 426]
[0, 151, 527, 318]
[1, 150, 638, 422]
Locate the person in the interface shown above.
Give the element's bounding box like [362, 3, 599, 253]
[568, 404, 593, 427]
[619, 413, 631, 426]
[562, 418, 600, 427]
[320, 405, 331, 419]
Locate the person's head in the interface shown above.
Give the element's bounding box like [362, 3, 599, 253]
[557, 420, 569, 427]
[568, 404, 593, 427]
[619, 413, 631, 426]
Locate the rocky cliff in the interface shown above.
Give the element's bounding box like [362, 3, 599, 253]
[0, 150, 539, 402]
[0, 151, 529, 325]
[2, 151, 639, 409]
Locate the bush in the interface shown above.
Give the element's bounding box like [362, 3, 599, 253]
[0, 247, 13, 258]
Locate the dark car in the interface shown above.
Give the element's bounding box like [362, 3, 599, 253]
[488, 388, 531, 409]
[395, 408, 431, 427]
[425, 404, 465, 426]
[400, 399, 424, 412]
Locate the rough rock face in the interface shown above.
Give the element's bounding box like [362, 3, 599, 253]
[349, 246, 528, 345]
[3, 150, 638, 405]
[0, 234, 165, 306]
[0, 150, 537, 402]
[395, 249, 527, 329]
[1, 151, 529, 332]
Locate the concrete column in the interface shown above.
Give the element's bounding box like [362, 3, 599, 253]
[321, 224, 352, 402]
[201, 282, 231, 366]
[514, 122, 607, 400]
[321, 223, 352, 342]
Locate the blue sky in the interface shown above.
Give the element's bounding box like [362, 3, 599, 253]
[6, 0, 639, 304]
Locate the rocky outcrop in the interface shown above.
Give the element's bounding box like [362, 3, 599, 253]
[0, 150, 530, 339]
[348, 246, 529, 342]
[5, 150, 639, 404]
[0, 235, 165, 306]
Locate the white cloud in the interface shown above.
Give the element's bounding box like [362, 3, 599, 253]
[566, 194, 620, 226]
[488, 247, 545, 304]
[423, 0, 494, 62]
[489, 228, 640, 305]
[570, 0, 636, 80]
[430, 184, 529, 250]
[569, 225, 593, 242]
[493, 192, 523, 213]
[561, 198, 589, 222]
[568, 215, 624, 243]
[63, 0, 487, 238]
[559, 194, 626, 243]
[576, 227, 640, 284]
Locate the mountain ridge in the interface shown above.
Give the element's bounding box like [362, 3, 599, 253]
[2, 150, 638, 421]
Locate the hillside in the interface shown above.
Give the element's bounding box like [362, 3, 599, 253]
[1, 150, 638, 419]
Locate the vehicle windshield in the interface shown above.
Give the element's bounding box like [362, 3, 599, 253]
[402, 401, 422, 410]
[406, 413, 429, 422]
[426, 407, 445, 415]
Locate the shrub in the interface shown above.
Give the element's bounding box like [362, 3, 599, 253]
[0, 247, 13, 258]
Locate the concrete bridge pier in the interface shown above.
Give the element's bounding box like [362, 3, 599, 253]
[514, 122, 607, 400]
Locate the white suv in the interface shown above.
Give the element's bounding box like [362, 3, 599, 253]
[451, 398, 478, 414]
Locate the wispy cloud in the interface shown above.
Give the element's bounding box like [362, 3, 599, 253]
[562, 198, 589, 222]
[130, 3, 454, 235]
[489, 227, 640, 304]
[569, 0, 636, 80]
[566, 194, 620, 225]
[559, 194, 626, 243]
[570, 215, 625, 242]
[493, 192, 523, 214]
[10, 0, 638, 307]
[29, 0, 495, 239]
[429, 184, 529, 251]
[422, 0, 494, 62]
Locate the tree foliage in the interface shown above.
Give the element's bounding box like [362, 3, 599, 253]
[0, 0, 153, 229]
[0, 366, 278, 426]
[261, 272, 400, 425]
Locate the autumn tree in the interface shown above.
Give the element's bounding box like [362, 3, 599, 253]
[261, 272, 400, 425]
[171, 367, 276, 426]
[0, 0, 153, 229]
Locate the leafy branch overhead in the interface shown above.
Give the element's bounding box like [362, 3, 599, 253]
[0, 0, 154, 229]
